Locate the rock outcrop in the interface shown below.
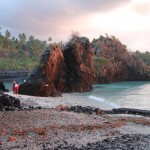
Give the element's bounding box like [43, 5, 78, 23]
[18, 34, 149, 97]
[63, 36, 94, 92]
[19, 45, 67, 97]
[92, 35, 150, 83]
[19, 36, 94, 96]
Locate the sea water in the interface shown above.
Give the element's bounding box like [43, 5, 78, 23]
[66, 81, 150, 110]
[4, 81, 150, 110]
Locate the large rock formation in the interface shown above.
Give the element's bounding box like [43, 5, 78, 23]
[19, 36, 94, 96]
[63, 36, 94, 92]
[92, 35, 150, 83]
[19, 45, 67, 97]
[18, 34, 149, 97]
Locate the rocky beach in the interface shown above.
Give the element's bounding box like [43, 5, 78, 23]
[0, 93, 150, 150]
[0, 25, 150, 150]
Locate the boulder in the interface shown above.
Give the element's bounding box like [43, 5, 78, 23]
[0, 93, 21, 111]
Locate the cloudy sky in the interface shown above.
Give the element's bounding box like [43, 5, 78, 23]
[0, 0, 150, 52]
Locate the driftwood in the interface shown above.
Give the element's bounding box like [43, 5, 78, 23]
[105, 108, 150, 117]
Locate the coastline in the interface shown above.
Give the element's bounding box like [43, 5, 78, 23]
[0, 93, 150, 149]
[9, 93, 91, 109]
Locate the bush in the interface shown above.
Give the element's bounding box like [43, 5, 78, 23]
[94, 56, 109, 70]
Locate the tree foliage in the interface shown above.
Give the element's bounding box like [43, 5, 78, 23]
[94, 56, 109, 70]
[0, 28, 47, 70]
[135, 51, 150, 66]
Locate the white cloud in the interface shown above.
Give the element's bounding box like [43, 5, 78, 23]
[0, 0, 149, 52]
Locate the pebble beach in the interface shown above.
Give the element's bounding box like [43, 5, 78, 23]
[0, 93, 150, 149]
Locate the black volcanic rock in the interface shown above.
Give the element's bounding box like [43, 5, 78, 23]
[0, 93, 21, 111]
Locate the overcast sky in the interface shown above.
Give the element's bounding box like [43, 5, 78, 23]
[0, 0, 150, 52]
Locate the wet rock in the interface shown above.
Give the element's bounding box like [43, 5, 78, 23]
[106, 108, 150, 117]
[69, 105, 105, 115]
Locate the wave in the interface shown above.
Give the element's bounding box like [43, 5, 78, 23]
[88, 95, 119, 108]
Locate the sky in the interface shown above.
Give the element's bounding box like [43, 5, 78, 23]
[0, 0, 150, 52]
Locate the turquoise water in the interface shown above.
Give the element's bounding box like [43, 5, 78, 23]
[4, 81, 150, 110]
[5, 81, 23, 91]
[69, 81, 150, 110]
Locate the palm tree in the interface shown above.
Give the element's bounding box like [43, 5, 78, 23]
[48, 37, 52, 43]
[4, 30, 11, 49]
[18, 33, 26, 49]
[0, 27, 3, 46]
[10, 36, 17, 50]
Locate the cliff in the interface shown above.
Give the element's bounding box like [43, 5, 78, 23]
[92, 35, 150, 83]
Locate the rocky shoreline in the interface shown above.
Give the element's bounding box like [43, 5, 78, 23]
[0, 94, 150, 149]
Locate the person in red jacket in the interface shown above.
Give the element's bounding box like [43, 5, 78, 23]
[15, 82, 19, 94]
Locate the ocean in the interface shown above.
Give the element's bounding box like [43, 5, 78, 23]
[4, 81, 150, 110]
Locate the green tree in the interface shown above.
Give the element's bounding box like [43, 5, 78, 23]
[4, 30, 11, 49]
[18, 33, 26, 49]
[0, 27, 4, 46]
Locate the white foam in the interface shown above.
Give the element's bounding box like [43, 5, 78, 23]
[89, 95, 105, 102]
[88, 95, 119, 108]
